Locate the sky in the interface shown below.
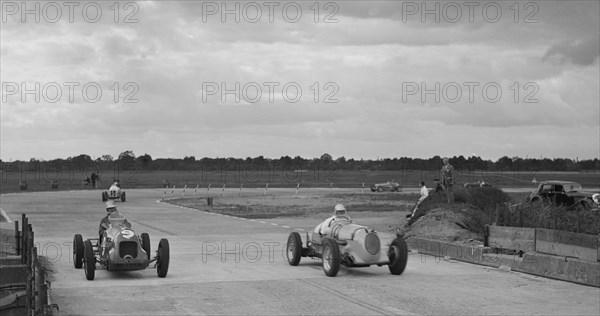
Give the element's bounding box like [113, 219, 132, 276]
[1, 0, 599, 161]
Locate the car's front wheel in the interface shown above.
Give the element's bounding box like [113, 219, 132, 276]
[84, 240, 95, 280]
[157, 239, 170, 278]
[121, 191, 126, 202]
[286, 232, 302, 266]
[101, 192, 107, 202]
[388, 238, 408, 275]
[322, 239, 340, 277]
[377, 187, 383, 192]
[73, 234, 84, 268]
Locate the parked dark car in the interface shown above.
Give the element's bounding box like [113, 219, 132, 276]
[525, 180, 600, 211]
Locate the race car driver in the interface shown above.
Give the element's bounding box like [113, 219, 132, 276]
[314, 204, 352, 236]
[98, 200, 131, 239]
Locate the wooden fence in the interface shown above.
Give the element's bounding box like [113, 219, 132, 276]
[12, 214, 59, 315]
[485, 224, 600, 262]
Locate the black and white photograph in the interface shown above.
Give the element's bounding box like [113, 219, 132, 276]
[1, 1, 599, 315]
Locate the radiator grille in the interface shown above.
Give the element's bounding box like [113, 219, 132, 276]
[119, 241, 138, 258]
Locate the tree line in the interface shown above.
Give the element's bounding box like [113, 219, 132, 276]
[2, 151, 598, 173]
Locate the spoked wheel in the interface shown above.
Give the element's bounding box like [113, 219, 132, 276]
[157, 238, 170, 278]
[84, 240, 96, 280]
[388, 238, 408, 275]
[73, 234, 84, 268]
[286, 232, 302, 266]
[322, 239, 340, 277]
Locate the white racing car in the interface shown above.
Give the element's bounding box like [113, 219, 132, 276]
[285, 219, 408, 277]
[102, 182, 126, 202]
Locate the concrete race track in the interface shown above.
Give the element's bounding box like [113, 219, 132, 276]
[1, 189, 599, 315]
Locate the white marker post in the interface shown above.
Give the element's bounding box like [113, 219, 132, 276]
[295, 183, 300, 196]
[362, 182, 364, 194]
[170, 185, 176, 200]
[182, 185, 187, 198]
[193, 184, 199, 198]
[264, 183, 268, 196]
[162, 185, 168, 201]
[239, 183, 243, 196]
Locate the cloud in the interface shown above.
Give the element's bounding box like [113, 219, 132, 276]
[542, 38, 600, 66]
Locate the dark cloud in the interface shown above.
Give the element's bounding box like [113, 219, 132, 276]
[542, 37, 600, 66]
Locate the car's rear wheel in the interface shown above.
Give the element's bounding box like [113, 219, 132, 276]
[84, 240, 95, 280]
[121, 192, 126, 202]
[157, 239, 170, 278]
[73, 234, 84, 268]
[377, 187, 383, 192]
[141, 233, 151, 261]
[286, 232, 302, 266]
[101, 192, 107, 202]
[370, 186, 376, 192]
[322, 239, 340, 277]
[388, 237, 408, 275]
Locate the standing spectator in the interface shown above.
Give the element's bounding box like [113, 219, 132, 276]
[407, 181, 429, 219]
[91, 172, 99, 188]
[441, 157, 455, 203]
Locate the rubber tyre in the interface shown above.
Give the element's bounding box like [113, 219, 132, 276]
[377, 187, 383, 192]
[84, 240, 96, 280]
[141, 233, 151, 261]
[286, 232, 302, 266]
[388, 237, 408, 275]
[101, 192, 107, 202]
[395, 187, 403, 192]
[121, 191, 126, 202]
[157, 239, 170, 278]
[322, 239, 340, 277]
[370, 187, 376, 192]
[73, 234, 84, 268]
[576, 201, 592, 211]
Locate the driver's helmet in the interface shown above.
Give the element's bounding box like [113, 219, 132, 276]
[333, 204, 348, 218]
[105, 200, 117, 213]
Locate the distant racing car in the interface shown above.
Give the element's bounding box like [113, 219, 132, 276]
[285, 219, 408, 277]
[73, 211, 169, 280]
[102, 182, 126, 202]
[371, 180, 402, 192]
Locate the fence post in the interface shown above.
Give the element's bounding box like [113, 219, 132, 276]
[484, 225, 489, 247]
[295, 183, 300, 196]
[361, 182, 364, 194]
[264, 183, 268, 196]
[162, 185, 168, 201]
[21, 214, 27, 263]
[15, 220, 20, 255]
[181, 185, 187, 198]
[193, 184, 199, 198]
[170, 185, 176, 200]
[221, 184, 226, 197]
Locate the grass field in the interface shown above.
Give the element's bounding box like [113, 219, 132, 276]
[1, 168, 599, 194]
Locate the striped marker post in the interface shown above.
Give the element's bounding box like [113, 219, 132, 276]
[162, 185, 168, 200]
[193, 184, 199, 198]
[170, 185, 176, 200]
[295, 183, 300, 196]
[181, 184, 187, 198]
